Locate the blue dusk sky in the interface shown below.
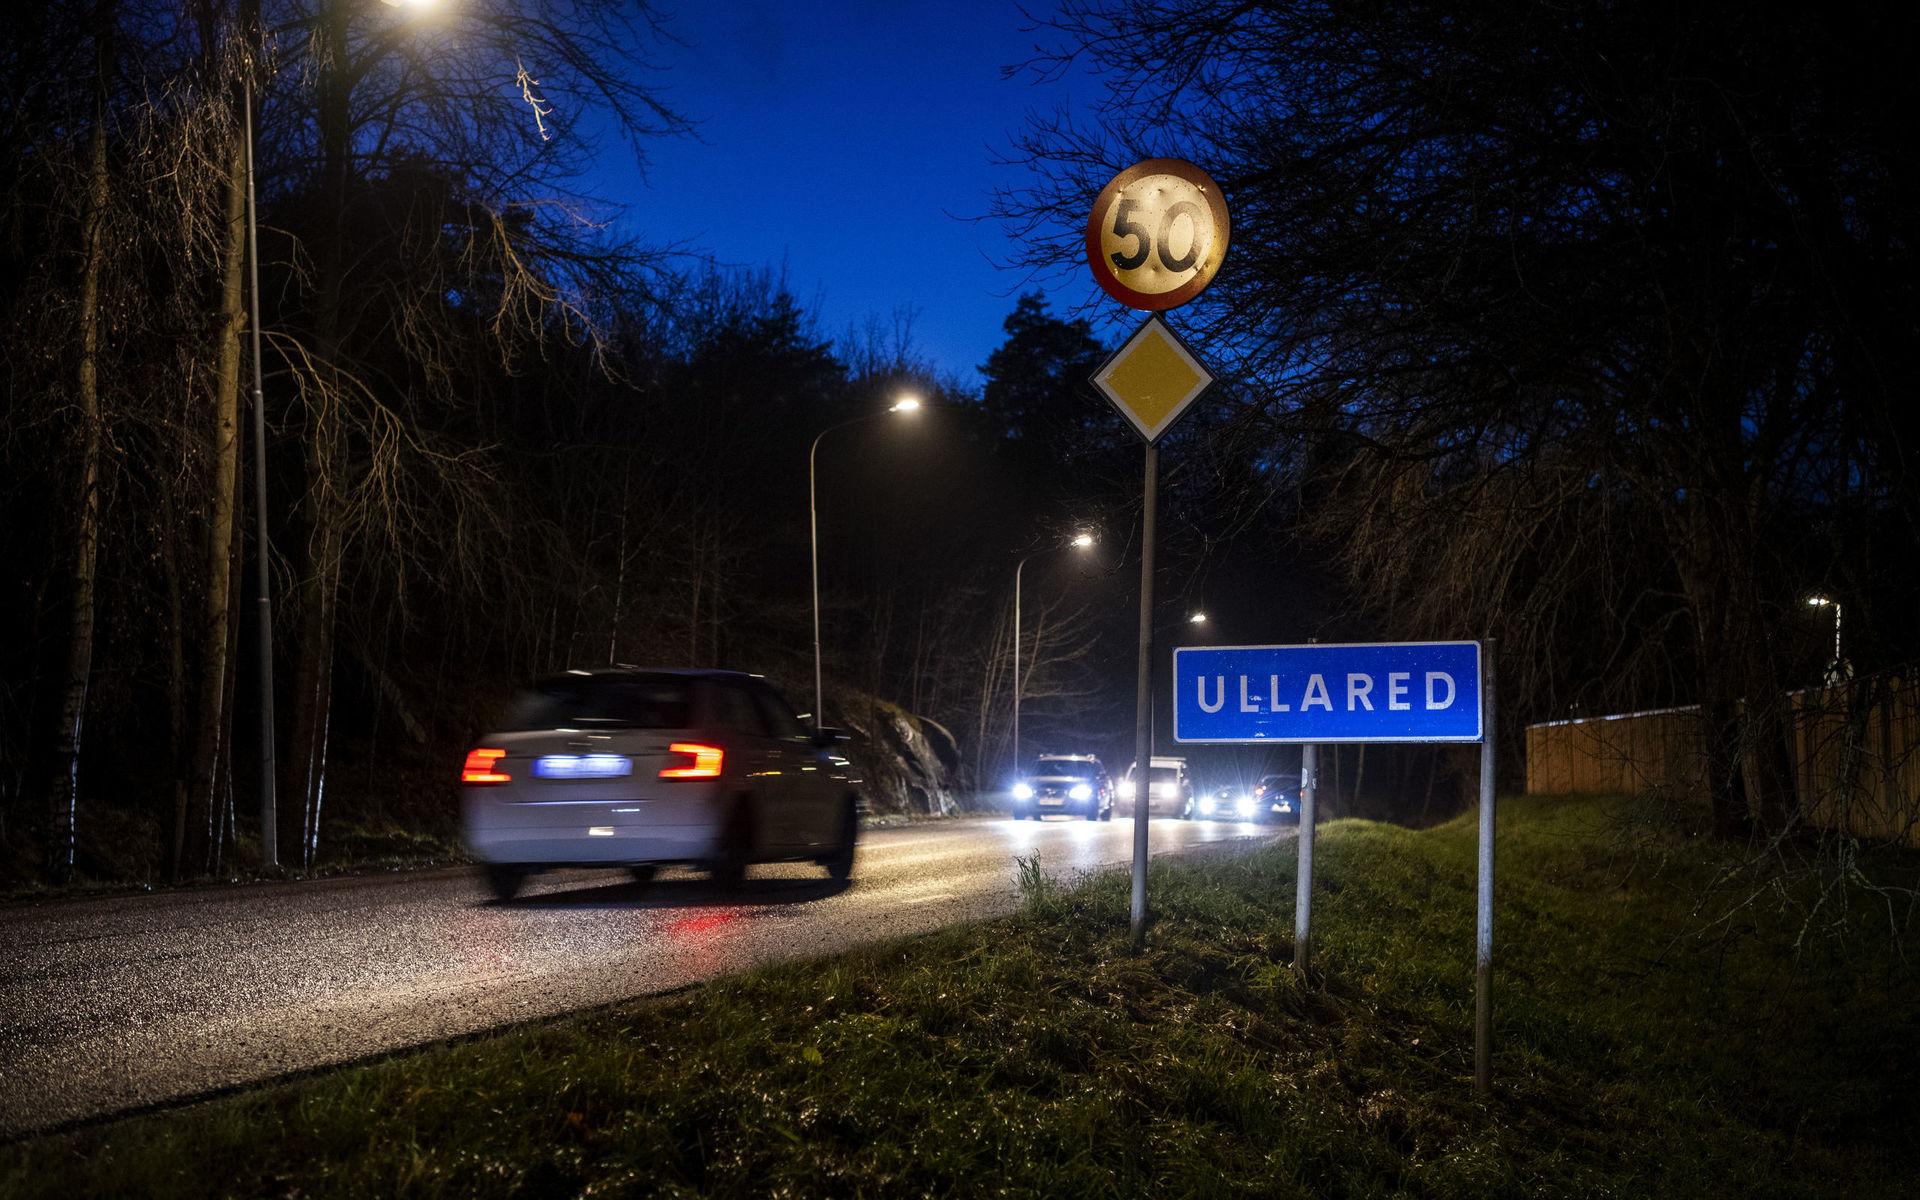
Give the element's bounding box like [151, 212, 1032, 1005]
[576, 0, 1116, 384]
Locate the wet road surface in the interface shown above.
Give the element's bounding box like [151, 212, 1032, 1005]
[0, 816, 1284, 1136]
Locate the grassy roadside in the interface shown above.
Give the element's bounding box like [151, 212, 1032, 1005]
[4, 796, 1915, 1198]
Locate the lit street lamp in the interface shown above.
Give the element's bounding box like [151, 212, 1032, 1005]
[238, 0, 434, 867]
[1188, 611, 1208, 625]
[1011, 532, 1096, 772]
[809, 395, 920, 729]
[1806, 594, 1846, 685]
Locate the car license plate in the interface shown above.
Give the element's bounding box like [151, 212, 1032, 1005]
[533, 754, 633, 780]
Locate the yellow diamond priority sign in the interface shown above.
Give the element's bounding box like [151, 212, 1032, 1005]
[1092, 315, 1213, 443]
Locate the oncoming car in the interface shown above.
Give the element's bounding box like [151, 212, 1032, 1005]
[1196, 785, 1261, 822]
[1010, 754, 1114, 820]
[1117, 756, 1195, 819]
[460, 669, 861, 899]
[1253, 773, 1303, 823]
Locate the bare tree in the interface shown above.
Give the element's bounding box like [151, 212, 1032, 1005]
[998, 0, 1918, 836]
[42, 0, 119, 882]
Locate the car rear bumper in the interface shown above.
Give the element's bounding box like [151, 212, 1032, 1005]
[461, 790, 722, 865]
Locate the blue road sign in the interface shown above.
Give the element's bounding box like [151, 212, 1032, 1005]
[1173, 641, 1483, 743]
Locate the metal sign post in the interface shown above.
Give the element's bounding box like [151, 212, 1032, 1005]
[1294, 741, 1317, 974]
[1475, 639, 1497, 1094]
[1084, 156, 1230, 946]
[1128, 444, 1158, 943]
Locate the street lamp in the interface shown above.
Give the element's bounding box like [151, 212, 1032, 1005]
[1806, 594, 1845, 684]
[240, 33, 276, 866]
[809, 393, 921, 729]
[1011, 532, 1097, 771]
[1188, 611, 1208, 625]
[239, 0, 434, 868]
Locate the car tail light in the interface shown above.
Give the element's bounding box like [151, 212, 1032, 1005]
[461, 748, 510, 785]
[660, 743, 725, 779]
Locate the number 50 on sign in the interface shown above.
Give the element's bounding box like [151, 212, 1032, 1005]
[1084, 158, 1230, 312]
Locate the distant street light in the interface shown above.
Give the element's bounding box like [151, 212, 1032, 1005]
[809, 394, 922, 729]
[1806, 594, 1846, 685]
[1188, 611, 1208, 625]
[1012, 533, 1097, 771]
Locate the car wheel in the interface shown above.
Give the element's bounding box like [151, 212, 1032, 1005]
[1100, 804, 1113, 822]
[484, 865, 528, 901]
[709, 796, 754, 891]
[628, 864, 658, 888]
[823, 799, 858, 883]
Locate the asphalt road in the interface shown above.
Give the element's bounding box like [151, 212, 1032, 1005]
[0, 815, 1285, 1137]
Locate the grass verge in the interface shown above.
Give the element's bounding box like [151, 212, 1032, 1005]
[4, 795, 1916, 1198]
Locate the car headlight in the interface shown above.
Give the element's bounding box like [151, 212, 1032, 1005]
[1011, 783, 1033, 801]
[1198, 795, 1215, 814]
[1236, 795, 1257, 818]
[1069, 783, 1093, 801]
[1155, 781, 1177, 799]
[1117, 779, 1135, 798]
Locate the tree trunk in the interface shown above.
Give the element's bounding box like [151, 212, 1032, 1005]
[46, 9, 115, 882]
[180, 115, 249, 879]
[163, 469, 189, 880]
[286, 536, 339, 864]
[282, 0, 351, 862]
[300, 643, 334, 868]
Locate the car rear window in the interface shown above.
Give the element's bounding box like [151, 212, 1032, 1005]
[499, 677, 694, 731]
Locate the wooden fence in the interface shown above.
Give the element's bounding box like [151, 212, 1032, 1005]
[1525, 677, 1920, 846]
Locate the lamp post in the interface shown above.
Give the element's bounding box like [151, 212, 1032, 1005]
[809, 395, 920, 730]
[1806, 594, 1844, 684]
[1011, 532, 1095, 772]
[241, 59, 277, 867]
[240, 1, 434, 867]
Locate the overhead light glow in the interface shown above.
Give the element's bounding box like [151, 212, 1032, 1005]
[1071, 533, 1095, 548]
[890, 395, 922, 413]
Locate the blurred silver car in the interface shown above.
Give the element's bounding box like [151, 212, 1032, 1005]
[460, 668, 861, 899]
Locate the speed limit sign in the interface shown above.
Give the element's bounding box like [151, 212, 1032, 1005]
[1085, 158, 1230, 311]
